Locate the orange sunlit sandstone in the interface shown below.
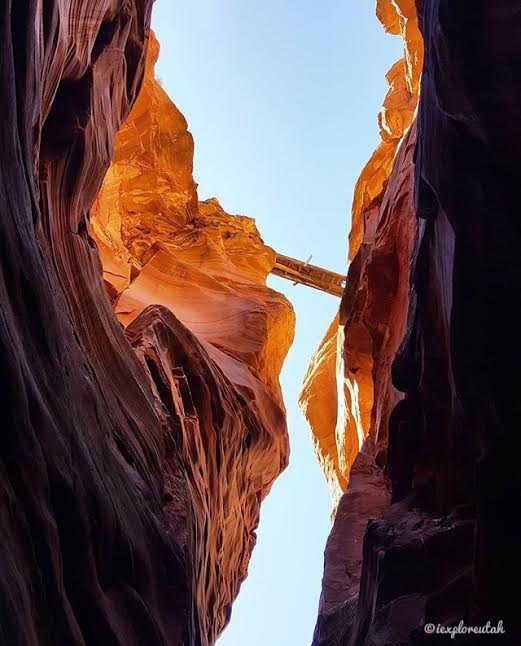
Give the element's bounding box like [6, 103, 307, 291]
[300, 0, 423, 504]
[91, 31, 295, 644]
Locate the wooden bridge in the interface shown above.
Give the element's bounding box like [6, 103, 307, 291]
[271, 253, 346, 298]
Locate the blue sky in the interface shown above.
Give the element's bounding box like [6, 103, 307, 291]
[152, 3, 402, 644]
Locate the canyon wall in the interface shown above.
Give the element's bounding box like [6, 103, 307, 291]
[308, 0, 521, 644]
[3, 1, 519, 644]
[0, 5, 293, 646]
[300, 0, 421, 508]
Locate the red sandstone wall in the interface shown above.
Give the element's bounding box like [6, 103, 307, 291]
[0, 5, 293, 645]
[310, 1, 521, 644]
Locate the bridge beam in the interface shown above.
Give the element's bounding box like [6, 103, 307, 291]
[271, 253, 346, 298]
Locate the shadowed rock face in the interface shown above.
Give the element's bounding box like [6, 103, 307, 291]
[1, 5, 293, 646]
[388, 0, 521, 637]
[310, 1, 521, 644]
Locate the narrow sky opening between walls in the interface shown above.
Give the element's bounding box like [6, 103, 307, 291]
[152, 2, 402, 644]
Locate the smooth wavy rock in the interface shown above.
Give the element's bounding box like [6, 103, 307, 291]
[1, 6, 293, 646]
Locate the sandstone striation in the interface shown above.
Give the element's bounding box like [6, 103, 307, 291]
[309, 1, 521, 644]
[92, 31, 295, 643]
[0, 6, 293, 646]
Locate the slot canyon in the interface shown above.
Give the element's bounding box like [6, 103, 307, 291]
[0, 1, 519, 645]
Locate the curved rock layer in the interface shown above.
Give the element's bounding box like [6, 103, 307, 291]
[309, 1, 521, 644]
[1, 5, 293, 646]
[91, 29, 295, 643]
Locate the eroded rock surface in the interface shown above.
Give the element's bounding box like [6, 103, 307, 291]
[1, 7, 293, 646]
[309, 1, 521, 644]
[91, 31, 295, 643]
